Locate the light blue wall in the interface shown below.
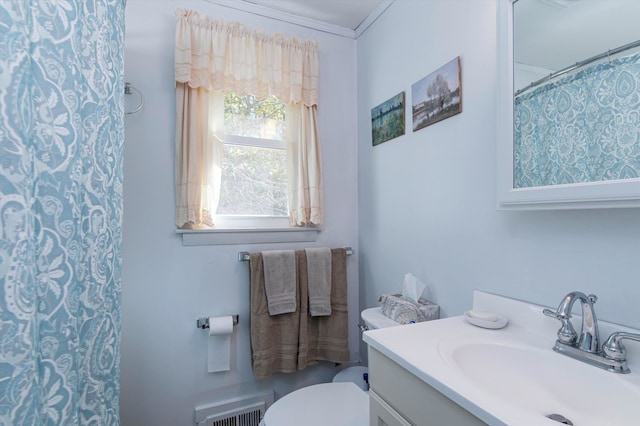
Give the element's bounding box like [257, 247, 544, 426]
[357, 0, 640, 350]
[121, 1, 358, 425]
[121, 0, 640, 424]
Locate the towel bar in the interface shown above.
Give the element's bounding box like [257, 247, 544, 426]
[197, 314, 239, 329]
[237, 247, 353, 262]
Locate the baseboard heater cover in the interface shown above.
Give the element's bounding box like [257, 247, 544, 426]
[195, 391, 274, 426]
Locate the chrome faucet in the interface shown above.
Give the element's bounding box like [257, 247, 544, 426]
[544, 291, 637, 373]
[546, 291, 599, 352]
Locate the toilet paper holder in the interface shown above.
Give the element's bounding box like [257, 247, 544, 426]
[197, 315, 239, 330]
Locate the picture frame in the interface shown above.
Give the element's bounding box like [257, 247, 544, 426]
[411, 56, 462, 131]
[371, 92, 405, 146]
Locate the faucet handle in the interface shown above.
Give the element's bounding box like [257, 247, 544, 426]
[543, 309, 578, 344]
[603, 331, 640, 361]
[543, 308, 559, 318]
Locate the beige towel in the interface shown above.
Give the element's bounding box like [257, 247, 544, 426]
[262, 250, 296, 315]
[299, 248, 350, 367]
[305, 247, 332, 316]
[249, 248, 350, 378]
[249, 252, 301, 378]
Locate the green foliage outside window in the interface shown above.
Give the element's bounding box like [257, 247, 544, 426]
[224, 93, 285, 140]
[218, 93, 288, 217]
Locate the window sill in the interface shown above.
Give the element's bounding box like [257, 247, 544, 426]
[176, 226, 320, 246]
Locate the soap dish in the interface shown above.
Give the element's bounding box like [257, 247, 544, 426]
[464, 311, 508, 329]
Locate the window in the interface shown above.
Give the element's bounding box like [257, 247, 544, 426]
[175, 11, 322, 235]
[216, 93, 288, 225]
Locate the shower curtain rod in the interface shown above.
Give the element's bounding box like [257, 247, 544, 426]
[515, 39, 640, 97]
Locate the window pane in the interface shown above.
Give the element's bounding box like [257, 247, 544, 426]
[217, 144, 288, 216]
[224, 94, 285, 140]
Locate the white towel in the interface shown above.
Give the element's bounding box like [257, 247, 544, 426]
[305, 247, 332, 316]
[262, 250, 297, 316]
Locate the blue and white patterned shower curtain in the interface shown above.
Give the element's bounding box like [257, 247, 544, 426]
[514, 53, 640, 188]
[0, 1, 124, 424]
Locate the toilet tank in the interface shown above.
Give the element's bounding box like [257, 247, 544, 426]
[361, 307, 401, 330]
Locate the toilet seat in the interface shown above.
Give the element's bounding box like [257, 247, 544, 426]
[261, 382, 368, 426]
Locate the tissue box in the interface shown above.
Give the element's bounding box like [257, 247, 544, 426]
[379, 294, 440, 325]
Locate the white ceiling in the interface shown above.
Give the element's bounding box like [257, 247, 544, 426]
[126, 0, 388, 34]
[246, 0, 386, 31]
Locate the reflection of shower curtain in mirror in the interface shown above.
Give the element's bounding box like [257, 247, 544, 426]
[514, 53, 640, 188]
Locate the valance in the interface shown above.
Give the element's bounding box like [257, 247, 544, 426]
[175, 8, 319, 106]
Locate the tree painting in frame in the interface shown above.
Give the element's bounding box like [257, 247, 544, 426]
[412, 56, 462, 131]
[371, 92, 405, 146]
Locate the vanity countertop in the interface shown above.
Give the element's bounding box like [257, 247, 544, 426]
[363, 291, 640, 426]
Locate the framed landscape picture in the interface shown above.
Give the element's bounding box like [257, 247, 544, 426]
[371, 92, 405, 146]
[411, 56, 462, 131]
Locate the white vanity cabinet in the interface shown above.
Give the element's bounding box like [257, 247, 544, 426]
[368, 347, 486, 426]
[369, 390, 411, 426]
[364, 292, 640, 425]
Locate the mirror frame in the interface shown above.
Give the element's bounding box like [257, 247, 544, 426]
[496, 0, 640, 210]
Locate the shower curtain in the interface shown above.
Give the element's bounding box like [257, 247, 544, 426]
[0, 1, 125, 424]
[514, 52, 640, 188]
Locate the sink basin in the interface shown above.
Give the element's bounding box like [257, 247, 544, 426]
[364, 291, 640, 426]
[439, 338, 640, 425]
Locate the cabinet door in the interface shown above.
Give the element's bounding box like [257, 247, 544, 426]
[368, 348, 487, 425]
[369, 390, 412, 426]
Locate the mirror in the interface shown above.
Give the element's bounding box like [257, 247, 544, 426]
[497, 0, 640, 209]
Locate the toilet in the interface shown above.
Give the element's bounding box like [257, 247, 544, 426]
[259, 307, 401, 426]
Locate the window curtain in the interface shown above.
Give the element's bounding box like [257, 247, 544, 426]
[175, 85, 223, 228]
[0, 1, 124, 424]
[286, 103, 323, 226]
[174, 9, 323, 228]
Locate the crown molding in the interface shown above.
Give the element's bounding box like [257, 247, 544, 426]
[355, 0, 394, 39]
[203, 0, 394, 39]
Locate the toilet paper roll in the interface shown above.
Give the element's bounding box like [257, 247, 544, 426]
[208, 316, 234, 373]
